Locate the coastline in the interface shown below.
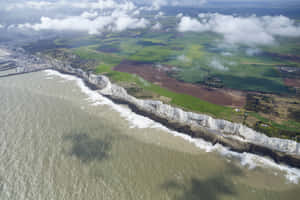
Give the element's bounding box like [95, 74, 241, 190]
[1, 47, 300, 168]
[52, 62, 300, 168]
[44, 69, 300, 184]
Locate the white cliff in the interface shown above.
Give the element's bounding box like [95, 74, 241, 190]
[97, 80, 300, 155]
[1, 46, 300, 166]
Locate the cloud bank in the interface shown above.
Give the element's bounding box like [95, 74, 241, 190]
[4, 0, 136, 11]
[152, 22, 162, 30]
[210, 58, 228, 71]
[18, 11, 149, 34]
[12, 0, 151, 35]
[2, 0, 300, 43]
[178, 13, 300, 45]
[3, 0, 208, 12]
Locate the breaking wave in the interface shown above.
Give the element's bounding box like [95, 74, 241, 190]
[44, 69, 300, 184]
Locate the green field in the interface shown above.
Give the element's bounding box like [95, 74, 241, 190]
[29, 14, 300, 140]
[67, 28, 300, 94]
[73, 45, 235, 120]
[71, 43, 300, 140]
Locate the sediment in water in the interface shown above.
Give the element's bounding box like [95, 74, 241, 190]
[51, 62, 300, 168]
[2, 47, 300, 168]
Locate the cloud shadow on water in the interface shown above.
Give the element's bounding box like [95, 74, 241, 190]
[161, 165, 243, 200]
[63, 133, 113, 163]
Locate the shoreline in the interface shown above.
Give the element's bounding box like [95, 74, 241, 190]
[52, 64, 300, 168]
[102, 91, 300, 168]
[1, 47, 300, 168]
[44, 69, 300, 184]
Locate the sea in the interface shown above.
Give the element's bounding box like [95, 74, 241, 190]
[0, 70, 300, 200]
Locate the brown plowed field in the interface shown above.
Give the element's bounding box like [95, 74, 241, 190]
[114, 60, 246, 107]
[284, 78, 300, 88]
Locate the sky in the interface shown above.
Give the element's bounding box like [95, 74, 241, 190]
[0, 0, 300, 46]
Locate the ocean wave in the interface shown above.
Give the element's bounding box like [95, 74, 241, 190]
[44, 69, 300, 184]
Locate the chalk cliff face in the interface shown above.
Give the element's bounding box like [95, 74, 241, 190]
[2, 46, 300, 167]
[39, 56, 300, 167]
[97, 78, 300, 155]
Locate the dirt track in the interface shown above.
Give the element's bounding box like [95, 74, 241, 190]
[114, 60, 246, 107]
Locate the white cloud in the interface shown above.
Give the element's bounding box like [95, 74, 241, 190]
[155, 11, 164, 18]
[5, 0, 136, 11]
[5, 1, 53, 11]
[152, 22, 162, 30]
[261, 15, 300, 37]
[0, 24, 4, 29]
[18, 11, 149, 34]
[143, 0, 206, 11]
[210, 58, 228, 71]
[114, 15, 149, 32]
[7, 25, 16, 30]
[178, 16, 210, 32]
[152, 0, 167, 10]
[178, 13, 300, 46]
[177, 54, 191, 62]
[132, 9, 140, 16]
[221, 52, 233, 56]
[170, 0, 207, 7]
[228, 61, 237, 66]
[176, 13, 183, 18]
[8, 0, 149, 35]
[81, 11, 99, 19]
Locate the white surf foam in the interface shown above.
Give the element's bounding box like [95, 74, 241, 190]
[44, 69, 300, 184]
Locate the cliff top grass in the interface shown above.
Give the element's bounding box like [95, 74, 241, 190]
[73, 46, 238, 120]
[74, 47, 300, 140]
[42, 27, 300, 140]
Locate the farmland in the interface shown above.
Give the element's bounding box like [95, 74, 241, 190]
[24, 13, 300, 141]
